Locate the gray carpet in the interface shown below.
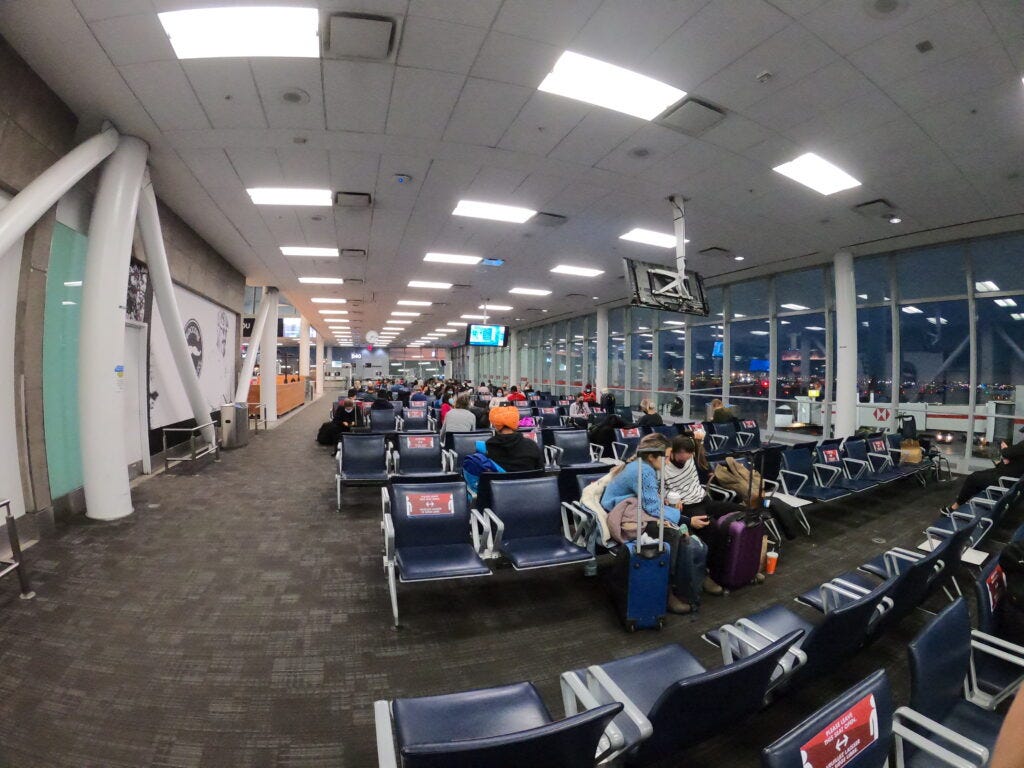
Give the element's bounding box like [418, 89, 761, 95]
[0, 399, 1001, 767]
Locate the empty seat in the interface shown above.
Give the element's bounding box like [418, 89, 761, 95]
[546, 430, 605, 469]
[644, 424, 677, 441]
[971, 557, 1024, 709]
[779, 446, 851, 502]
[865, 435, 921, 481]
[612, 427, 642, 461]
[536, 406, 563, 427]
[368, 408, 399, 433]
[390, 433, 450, 477]
[398, 407, 431, 432]
[814, 443, 877, 492]
[842, 438, 904, 484]
[336, 434, 389, 510]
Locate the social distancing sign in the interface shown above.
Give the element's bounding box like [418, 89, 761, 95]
[800, 693, 878, 768]
[406, 492, 455, 517]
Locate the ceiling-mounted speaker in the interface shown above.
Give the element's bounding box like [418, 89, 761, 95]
[533, 212, 568, 227]
[324, 13, 396, 60]
[658, 98, 726, 137]
[335, 191, 372, 208]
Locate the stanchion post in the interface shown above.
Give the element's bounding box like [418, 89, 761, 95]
[2, 499, 34, 600]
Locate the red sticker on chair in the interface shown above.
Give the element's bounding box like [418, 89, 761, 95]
[743, 420, 757, 429]
[620, 428, 640, 438]
[987, 565, 1006, 612]
[406, 492, 455, 517]
[822, 449, 840, 463]
[800, 693, 879, 768]
[870, 440, 886, 453]
[407, 409, 425, 418]
[522, 431, 538, 443]
[407, 436, 435, 449]
[542, 407, 556, 414]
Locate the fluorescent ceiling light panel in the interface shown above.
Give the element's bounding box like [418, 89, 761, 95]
[447, 321, 468, 326]
[749, 330, 769, 335]
[1011, 313, 1023, 321]
[461, 314, 488, 320]
[391, 312, 420, 317]
[551, 264, 604, 277]
[318, 309, 348, 315]
[397, 300, 432, 306]
[804, 326, 825, 331]
[157, 7, 320, 60]
[311, 298, 346, 304]
[423, 252, 482, 265]
[282, 246, 339, 257]
[248, 188, 333, 206]
[452, 200, 536, 224]
[995, 298, 1017, 307]
[479, 304, 512, 311]
[901, 306, 924, 314]
[387, 320, 412, 324]
[509, 287, 551, 296]
[619, 228, 677, 248]
[408, 281, 452, 289]
[299, 277, 343, 284]
[538, 50, 685, 120]
[780, 303, 808, 311]
[926, 318, 949, 325]
[975, 281, 999, 292]
[433, 329, 457, 333]
[663, 320, 685, 326]
[772, 152, 861, 196]
[64, 280, 82, 287]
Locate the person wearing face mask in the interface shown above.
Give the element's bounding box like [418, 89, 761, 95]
[568, 392, 591, 429]
[581, 384, 597, 403]
[439, 390, 456, 422]
[506, 385, 526, 403]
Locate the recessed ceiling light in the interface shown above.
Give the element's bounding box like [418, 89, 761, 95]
[975, 281, 1000, 292]
[901, 306, 924, 314]
[509, 287, 551, 296]
[157, 7, 319, 60]
[318, 310, 348, 315]
[282, 246, 339, 257]
[926, 318, 949, 325]
[551, 264, 604, 277]
[311, 297, 346, 304]
[995, 298, 1017, 307]
[461, 314, 488, 320]
[857, 294, 868, 300]
[887, 215, 902, 224]
[619, 228, 680, 248]
[780, 303, 809, 311]
[772, 153, 861, 196]
[408, 280, 452, 289]
[433, 328, 457, 333]
[804, 326, 825, 331]
[479, 304, 512, 311]
[397, 300, 432, 306]
[423, 252, 482, 265]
[447, 321, 468, 326]
[391, 311, 420, 317]
[248, 188, 333, 206]
[537, 50, 685, 120]
[299, 277, 344, 285]
[592, 296, 599, 300]
[452, 200, 536, 223]
[62, 300, 76, 306]
[734, 256, 745, 261]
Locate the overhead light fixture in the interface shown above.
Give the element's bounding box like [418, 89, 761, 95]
[888, 215, 902, 224]
[319, 310, 348, 315]
[447, 321, 468, 326]
[772, 153, 861, 196]
[391, 311, 420, 317]
[857, 294, 868, 300]
[433, 329, 457, 333]
[1011, 313, 1024, 321]
[804, 326, 825, 331]
[664, 320, 685, 326]
[423, 252, 482, 265]
[509, 287, 551, 296]
[63, 280, 82, 287]
[62, 300, 76, 306]
[926, 318, 949, 325]
[452, 200, 536, 224]
[461, 314, 488, 320]
[975, 281, 1000, 292]
[902, 306, 924, 314]
[619, 228, 678, 248]
[387, 319, 412, 324]
[408, 280, 452, 289]
[247, 188, 333, 206]
[995, 298, 1017, 307]
[780, 303, 809, 311]
[311, 298, 346, 304]
[734, 256, 745, 261]
[537, 50, 685, 120]
[299, 277, 344, 285]
[550, 264, 604, 277]
[479, 304, 512, 311]
[157, 7, 320, 60]
[282, 246, 340, 258]
[397, 300, 432, 306]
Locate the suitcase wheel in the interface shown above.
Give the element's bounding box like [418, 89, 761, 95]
[626, 621, 637, 633]
[657, 618, 665, 630]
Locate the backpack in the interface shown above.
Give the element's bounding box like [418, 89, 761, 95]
[462, 452, 505, 495]
[600, 392, 616, 413]
[316, 421, 338, 446]
[712, 456, 763, 505]
[669, 399, 684, 417]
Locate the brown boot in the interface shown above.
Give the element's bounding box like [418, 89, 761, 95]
[667, 594, 694, 614]
[703, 576, 725, 595]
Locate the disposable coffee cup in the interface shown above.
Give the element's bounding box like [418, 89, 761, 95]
[765, 551, 779, 575]
[665, 491, 682, 506]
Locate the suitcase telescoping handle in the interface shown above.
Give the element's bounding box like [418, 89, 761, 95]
[637, 446, 667, 552]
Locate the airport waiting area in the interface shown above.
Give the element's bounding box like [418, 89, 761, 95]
[0, 1, 1023, 766]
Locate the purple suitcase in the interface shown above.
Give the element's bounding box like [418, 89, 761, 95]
[708, 511, 765, 589]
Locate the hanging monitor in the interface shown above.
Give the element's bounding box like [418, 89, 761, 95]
[623, 257, 709, 316]
[466, 324, 509, 347]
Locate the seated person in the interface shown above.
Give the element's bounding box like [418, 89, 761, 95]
[332, 399, 361, 433]
[581, 384, 598, 403]
[409, 386, 430, 402]
[488, 388, 508, 408]
[370, 389, 394, 410]
[710, 398, 736, 423]
[440, 394, 477, 439]
[506, 385, 526, 403]
[484, 406, 544, 472]
[568, 392, 591, 429]
[600, 433, 704, 614]
[477, 381, 490, 395]
[636, 399, 664, 428]
[588, 413, 625, 458]
[941, 435, 1024, 515]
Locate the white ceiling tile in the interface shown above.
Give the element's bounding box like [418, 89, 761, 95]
[699, 113, 775, 152]
[800, 0, 960, 55]
[638, 139, 735, 189]
[386, 67, 463, 140]
[374, 154, 432, 210]
[250, 59, 325, 131]
[492, 0, 604, 46]
[225, 147, 282, 188]
[570, 0, 706, 65]
[643, 0, 792, 90]
[465, 167, 530, 200]
[276, 147, 331, 187]
[596, 123, 690, 175]
[781, 85, 904, 148]
[323, 60, 393, 133]
[470, 30, 562, 88]
[73, 0, 154, 21]
[765, 0, 828, 16]
[90, 13, 174, 65]
[547, 110, 643, 166]
[118, 60, 209, 130]
[396, 15, 487, 75]
[408, 0, 503, 28]
[329, 150, 382, 197]
[497, 91, 591, 156]
[442, 78, 533, 148]
[183, 60, 266, 129]
[540, 182, 612, 216]
[176, 147, 240, 191]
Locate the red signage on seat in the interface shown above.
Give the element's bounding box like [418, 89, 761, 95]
[406, 492, 455, 517]
[407, 436, 435, 449]
[522, 430, 538, 443]
[407, 409, 425, 418]
[620, 428, 640, 438]
[987, 565, 1006, 612]
[742, 420, 757, 429]
[822, 449, 840, 463]
[800, 693, 879, 768]
[542, 407, 556, 414]
[870, 439, 886, 453]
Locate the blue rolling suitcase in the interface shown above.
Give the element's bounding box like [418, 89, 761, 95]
[607, 449, 670, 631]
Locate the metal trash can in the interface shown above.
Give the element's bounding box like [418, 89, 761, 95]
[774, 404, 794, 428]
[221, 402, 250, 449]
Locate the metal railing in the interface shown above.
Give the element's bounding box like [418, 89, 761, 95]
[246, 401, 267, 432]
[0, 498, 34, 600]
[162, 421, 220, 470]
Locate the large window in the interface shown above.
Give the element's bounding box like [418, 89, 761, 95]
[857, 305, 893, 401]
[975, 295, 1023, 405]
[896, 244, 967, 300]
[729, 279, 769, 318]
[777, 314, 827, 399]
[730, 319, 771, 410]
[569, 316, 585, 388]
[629, 307, 654, 403]
[899, 300, 969, 404]
[608, 307, 626, 391]
[776, 268, 825, 312]
[657, 325, 685, 408]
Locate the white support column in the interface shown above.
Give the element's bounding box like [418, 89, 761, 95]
[595, 308, 609, 396]
[721, 288, 731, 404]
[0, 127, 119, 258]
[508, 330, 519, 388]
[262, 295, 279, 422]
[767, 279, 778, 434]
[833, 251, 858, 437]
[137, 173, 215, 444]
[315, 333, 325, 396]
[79, 136, 148, 522]
[299, 316, 310, 380]
[235, 287, 275, 402]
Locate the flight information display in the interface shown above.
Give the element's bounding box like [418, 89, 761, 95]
[466, 324, 508, 347]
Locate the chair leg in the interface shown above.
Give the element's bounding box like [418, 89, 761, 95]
[797, 508, 811, 536]
[387, 563, 399, 628]
[336, 476, 342, 512]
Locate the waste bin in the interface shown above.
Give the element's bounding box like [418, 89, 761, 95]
[774, 404, 794, 428]
[221, 402, 250, 449]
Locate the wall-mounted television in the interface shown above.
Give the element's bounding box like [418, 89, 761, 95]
[466, 324, 509, 347]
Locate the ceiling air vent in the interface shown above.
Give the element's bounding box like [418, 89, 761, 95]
[699, 246, 733, 258]
[324, 13, 397, 61]
[335, 191, 372, 208]
[853, 198, 901, 222]
[340, 249, 366, 258]
[658, 98, 726, 137]
[533, 212, 567, 227]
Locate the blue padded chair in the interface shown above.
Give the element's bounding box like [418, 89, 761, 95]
[374, 681, 623, 768]
[706, 422, 742, 454]
[483, 476, 593, 570]
[779, 447, 851, 502]
[736, 419, 768, 449]
[970, 557, 1024, 709]
[368, 408, 399, 433]
[477, 469, 547, 513]
[645, 424, 678, 441]
[382, 481, 490, 627]
[443, 431, 492, 471]
[546, 430, 605, 469]
[537, 407, 562, 428]
[705, 577, 894, 690]
[398, 407, 430, 432]
[557, 463, 612, 505]
[864, 435, 920, 481]
[615, 406, 635, 425]
[565, 632, 803, 766]
[391, 433, 449, 477]
[612, 427, 642, 461]
[842, 438, 904, 483]
[927, 477, 1023, 550]
[814, 443, 877, 492]
[336, 433, 389, 510]
[906, 599, 1007, 755]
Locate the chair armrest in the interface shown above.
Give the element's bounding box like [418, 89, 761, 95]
[443, 448, 457, 472]
[389, 450, 400, 475]
[546, 445, 564, 467]
[883, 549, 921, 576]
[559, 416, 570, 426]
[868, 451, 894, 471]
[707, 434, 727, 451]
[831, 577, 871, 596]
[778, 469, 807, 496]
[585, 665, 654, 745]
[589, 443, 604, 462]
[971, 630, 1024, 694]
[820, 582, 862, 612]
[984, 485, 1007, 500]
[969, 497, 997, 509]
[469, 509, 492, 556]
[560, 502, 587, 541]
[893, 706, 989, 767]
[427, 415, 437, 432]
[762, 478, 779, 492]
[380, 486, 391, 519]
[813, 463, 842, 486]
[395, 416, 404, 431]
[736, 431, 753, 446]
[707, 484, 736, 502]
[718, 623, 808, 684]
[558, 672, 625, 761]
[383, 513, 395, 561]
[611, 441, 629, 461]
[999, 476, 1020, 488]
[374, 700, 399, 768]
[843, 457, 869, 478]
[483, 508, 505, 549]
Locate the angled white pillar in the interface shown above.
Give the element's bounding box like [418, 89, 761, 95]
[79, 136, 148, 521]
[299, 316, 310, 379]
[315, 333, 325, 396]
[833, 250, 858, 437]
[137, 173, 215, 444]
[261, 295, 279, 421]
[595, 308, 609, 396]
[0, 127, 119, 259]
[234, 287, 276, 402]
